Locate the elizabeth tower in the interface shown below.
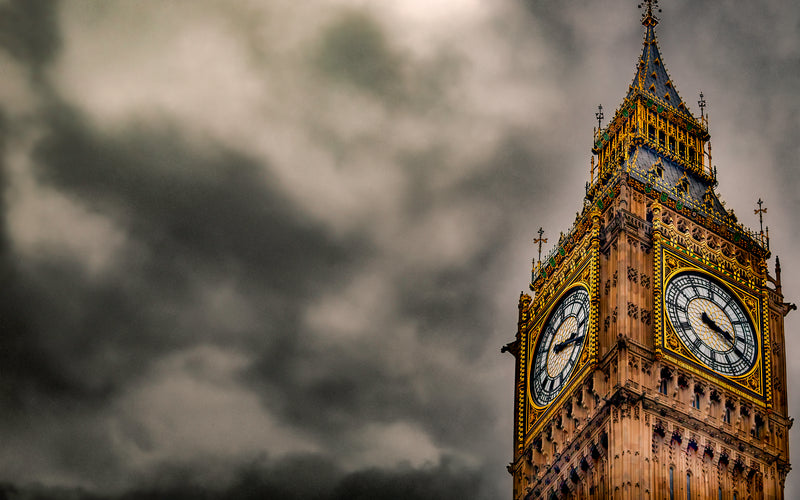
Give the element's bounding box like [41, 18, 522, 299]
[504, 3, 793, 499]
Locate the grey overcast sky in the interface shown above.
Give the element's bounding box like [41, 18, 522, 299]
[0, 0, 798, 498]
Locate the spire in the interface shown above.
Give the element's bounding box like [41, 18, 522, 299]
[628, 1, 690, 117]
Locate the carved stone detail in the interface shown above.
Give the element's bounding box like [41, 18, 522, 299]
[627, 266, 638, 283]
[627, 302, 638, 319]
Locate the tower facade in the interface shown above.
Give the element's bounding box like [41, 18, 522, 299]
[504, 5, 792, 499]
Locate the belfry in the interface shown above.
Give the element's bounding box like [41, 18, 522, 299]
[503, 2, 793, 498]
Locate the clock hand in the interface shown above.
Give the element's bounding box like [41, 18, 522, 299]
[701, 312, 733, 340]
[700, 312, 743, 357]
[552, 330, 576, 353]
[554, 335, 585, 353]
[700, 311, 722, 332]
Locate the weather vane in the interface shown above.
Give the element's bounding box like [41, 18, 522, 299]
[595, 104, 604, 130]
[698, 91, 706, 119]
[533, 227, 547, 266]
[754, 198, 768, 243]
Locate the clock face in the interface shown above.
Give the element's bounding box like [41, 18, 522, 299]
[531, 287, 591, 406]
[664, 272, 758, 377]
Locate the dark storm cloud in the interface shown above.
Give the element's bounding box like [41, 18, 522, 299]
[0, 454, 482, 500]
[32, 104, 364, 297]
[0, 97, 371, 404]
[0, 95, 377, 487]
[314, 10, 405, 101]
[0, 0, 60, 72]
[0, 2, 507, 491]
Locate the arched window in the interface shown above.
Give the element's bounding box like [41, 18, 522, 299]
[686, 472, 691, 499]
[669, 466, 674, 500]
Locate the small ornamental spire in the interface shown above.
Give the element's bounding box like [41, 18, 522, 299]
[596, 104, 604, 130]
[533, 227, 547, 268]
[594, 104, 605, 133]
[698, 91, 706, 119]
[639, 0, 661, 27]
[755, 198, 768, 246]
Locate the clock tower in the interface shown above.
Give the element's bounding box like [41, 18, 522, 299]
[503, 3, 793, 499]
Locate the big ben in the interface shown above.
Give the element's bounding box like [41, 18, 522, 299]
[503, 2, 793, 499]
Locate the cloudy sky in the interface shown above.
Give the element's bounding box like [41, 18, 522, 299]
[0, 0, 798, 498]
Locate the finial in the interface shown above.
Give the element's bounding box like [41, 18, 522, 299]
[698, 91, 706, 119]
[595, 104, 604, 130]
[754, 198, 768, 246]
[533, 227, 547, 266]
[766, 226, 770, 251]
[638, 0, 661, 27]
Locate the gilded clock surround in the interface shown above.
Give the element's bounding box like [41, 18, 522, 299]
[525, 257, 597, 433]
[515, 208, 602, 447]
[656, 250, 768, 406]
[653, 202, 772, 408]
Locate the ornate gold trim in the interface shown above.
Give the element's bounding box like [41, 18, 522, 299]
[653, 201, 665, 360]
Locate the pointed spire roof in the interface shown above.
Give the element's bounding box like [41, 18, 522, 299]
[627, 4, 691, 117]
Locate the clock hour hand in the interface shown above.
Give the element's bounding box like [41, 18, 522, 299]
[700, 311, 743, 358]
[552, 330, 576, 353]
[554, 335, 585, 353]
[701, 312, 732, 340]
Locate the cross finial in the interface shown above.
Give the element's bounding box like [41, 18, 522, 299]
[754, 198, 768, 245]
[596, 104, 604, 130]
[533, 227, 548, 266]
[698, 91, 707, 119]
[638, 0, 661, 27]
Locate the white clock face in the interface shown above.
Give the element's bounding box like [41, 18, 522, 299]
[664, 272, 758, 377]
[531, 287, 590, 406]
